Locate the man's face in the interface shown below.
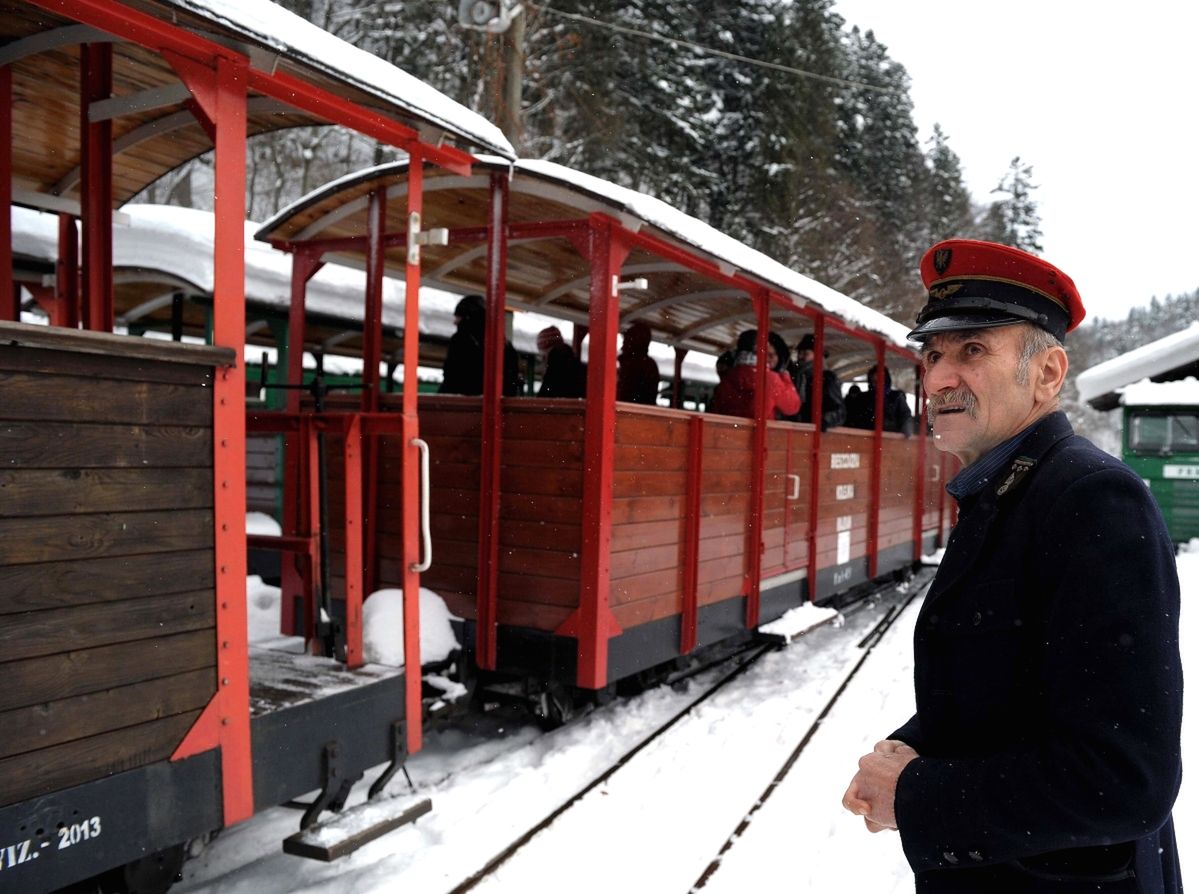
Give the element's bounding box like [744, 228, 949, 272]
[798, 348, 815, 363]
[921, 326, 1043, 466]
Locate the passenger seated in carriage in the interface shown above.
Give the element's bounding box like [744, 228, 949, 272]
[845, 364, 915, 435]
[616, 321, 661, 405]
[536, 325, 586, 398]
[439, 293, 522, 396]
[710, 329, 801, 420]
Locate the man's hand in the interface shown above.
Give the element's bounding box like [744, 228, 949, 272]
[842, 740, 919, 832]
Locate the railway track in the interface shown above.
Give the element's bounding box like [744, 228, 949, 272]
[443, 573, 928, 894]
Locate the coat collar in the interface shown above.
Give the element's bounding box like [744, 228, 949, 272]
[927, 410, 1074, 601]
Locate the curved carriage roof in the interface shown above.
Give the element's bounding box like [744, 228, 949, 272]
[2, 0, 513, 212]
[256, 157, 914, 374]
[1076, 322, 1199, 410]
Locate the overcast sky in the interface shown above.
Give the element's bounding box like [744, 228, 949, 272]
[832, 0, 1199, 324]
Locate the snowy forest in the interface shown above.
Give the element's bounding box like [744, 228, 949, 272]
[138, 0, 1197, 447]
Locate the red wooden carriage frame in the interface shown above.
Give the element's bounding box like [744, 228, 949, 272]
[255, 158, 956, 692]
[1, 0, 510, 843]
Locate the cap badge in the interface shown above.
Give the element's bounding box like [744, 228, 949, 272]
[929, 283, 963, 301]
[933, 248, 953, 275]
[996, 456, 1037, 496]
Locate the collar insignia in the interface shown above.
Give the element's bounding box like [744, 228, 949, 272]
[996, 455, 1036, 496]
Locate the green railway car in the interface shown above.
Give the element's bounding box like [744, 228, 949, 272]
[1123, 401, 1199, 544]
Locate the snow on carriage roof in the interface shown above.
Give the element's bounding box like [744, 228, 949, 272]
[11, 205, 719, 384]
[157, 0, 514, 159]
[511, 158, 914, 349]
[260, 156, 914, 351]
[1076, 322, 1199, 406]
[1120, 377, 1199, 407]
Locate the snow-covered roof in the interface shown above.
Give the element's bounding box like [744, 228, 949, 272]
[12, 204, 719, 385]
[1121, 377, 1199, 407]
[260, 157, 914, 358]
[1076, 322, 1199, 409]
[510, 158, 913, 349]
[159, 0, 514, 158]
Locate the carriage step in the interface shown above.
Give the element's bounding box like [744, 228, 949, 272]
[282, 794, 432, 861]
[756, 603, 841, 645]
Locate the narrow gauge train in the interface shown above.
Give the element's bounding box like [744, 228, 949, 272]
[254, 156, 956, 719]
[0, 4, 953, 893]
[0, 0, 513, 891]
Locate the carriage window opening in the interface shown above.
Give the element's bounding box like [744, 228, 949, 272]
[1129, 411, 1199, 453]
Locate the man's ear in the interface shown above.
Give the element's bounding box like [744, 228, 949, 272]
[1036, 345, 1069, 401]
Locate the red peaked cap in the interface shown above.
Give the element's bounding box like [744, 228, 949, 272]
[909, 239, 1085, 342]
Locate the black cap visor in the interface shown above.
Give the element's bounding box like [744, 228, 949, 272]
[907, 290, 1069, 342]
[907, 310, 1028, 342]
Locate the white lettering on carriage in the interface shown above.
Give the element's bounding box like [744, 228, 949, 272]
[836, 484, 855, 500]
[836, 515, 853, 532]
[1163, 464, 1199, 479]
[830, 453, 861, 469]
[837, 530, 851, 565]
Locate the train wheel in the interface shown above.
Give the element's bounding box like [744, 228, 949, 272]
[95, 844, 186, 894]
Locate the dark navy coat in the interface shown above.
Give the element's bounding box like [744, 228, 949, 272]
[892, 412, 1183, 893]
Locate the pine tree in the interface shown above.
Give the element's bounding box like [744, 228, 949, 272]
[923, 124, 973, 242]
[980, 156, 1043, 253]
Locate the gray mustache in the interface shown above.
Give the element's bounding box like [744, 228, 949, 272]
[928, 389, 978, 417]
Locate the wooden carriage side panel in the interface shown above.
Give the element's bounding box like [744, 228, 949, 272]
[814, 431, 874, 573]
[0, 333, 222, 808]
[697, 419, 753, 606]
[246, 434, 281, 518]
[495, 401, 585, 632]
[877, 435, 920, 552]
[761, 426, 790, 577]
[609, 407, 689, 630]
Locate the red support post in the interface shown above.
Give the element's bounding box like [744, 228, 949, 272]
[475, 171, 509, 670]
[207, 54, 253, 826]
[361, 188, 387, 598]
[279, 250, 324, 638]
[745, 292, 770, 628]
[55, 215, 80, 328]
[867, 341, 885, 579]
[805, 315, 827, 602]
[567, 214, 628, 689]
[401, 156, 425, 753]
[343, 415, 365, 669]
[0, 66, 13, 322]
[681, 415, 704, 653]
[80, 43, 113, 332]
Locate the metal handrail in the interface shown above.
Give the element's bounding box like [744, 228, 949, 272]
[410, 437, 432, 572]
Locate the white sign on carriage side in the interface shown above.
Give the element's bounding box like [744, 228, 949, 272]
[1164, 465, 1199, 479]
[830, 453, 860, 469]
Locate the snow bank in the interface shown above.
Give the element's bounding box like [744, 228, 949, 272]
[1120, 377, 1199, 406]
[363, 587, 460, 667]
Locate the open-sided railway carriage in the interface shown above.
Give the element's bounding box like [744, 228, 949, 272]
[255, 157, 956, 712]
[0, 1, 513, 890]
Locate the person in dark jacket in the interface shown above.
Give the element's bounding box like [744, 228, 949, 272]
[789, 332, 846, 429]
[845, 364, 915, 435]
[536, 325, 585, 398]
[842, 239, 1183, 894]
[616, 321, 661, 405]
[710, 329, 800, 419]
[439, 294, 520, 396]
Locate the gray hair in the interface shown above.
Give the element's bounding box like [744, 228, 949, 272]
[1015, 323, 1064, 386]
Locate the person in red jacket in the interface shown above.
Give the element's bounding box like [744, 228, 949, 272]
[710, 329, 801, 419]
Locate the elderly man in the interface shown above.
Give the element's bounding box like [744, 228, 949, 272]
[842, 240, 1183, 893]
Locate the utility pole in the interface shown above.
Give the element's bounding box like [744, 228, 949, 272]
[458, 0, 525, 151]
[502, 8, 524, 152]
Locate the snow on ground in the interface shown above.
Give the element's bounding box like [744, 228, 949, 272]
[178, 548, 1196, 894]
